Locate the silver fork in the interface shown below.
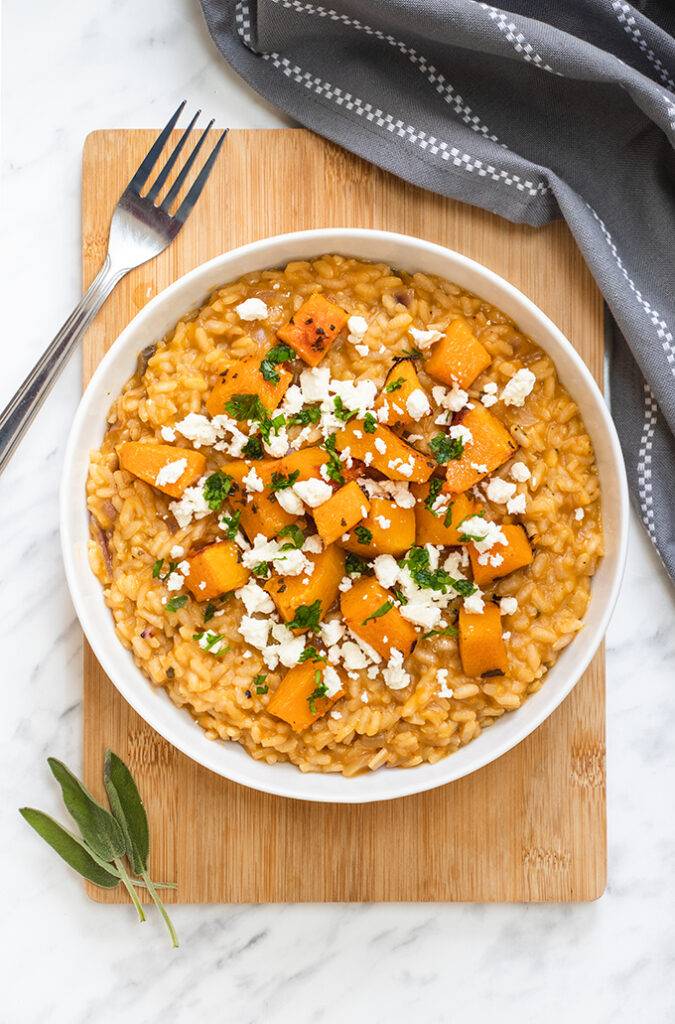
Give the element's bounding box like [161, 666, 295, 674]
[0, 101, 227, 474]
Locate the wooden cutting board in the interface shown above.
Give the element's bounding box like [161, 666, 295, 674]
[82, 128, 606, 903]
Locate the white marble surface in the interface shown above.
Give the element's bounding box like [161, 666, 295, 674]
[2, 1, 674, 1021]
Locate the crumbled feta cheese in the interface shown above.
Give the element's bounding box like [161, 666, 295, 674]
[510, 461, 531, 482]
[483, 381, 498, 394]
[169, 476, 212, 528]
[176, 560, 191, 577]
[165, 571, 185, 592]
[376, 401, 390, 423]
[463, 590, 485, 614]
[299, 367, 331, 403]
[470, 463, 488, 474]
[338, 576, 354, 592]
[405, 388, 431, 421]
[174, 412, 219, 448]
[323, 665, 342, 697]
[360, 691, 369, 703]
[382, 649, 411, 690]
[329, 377, 377, 413]
[437, 668, 454, 699]
[280, 384, 304, 416]
[170, 545, 184, 558]
[574, 507, 585, 521]
[433, 383, 469, 413]
[235, 297, 269, 321]
[460, 516, 508, 555]
[481, 393, 498, 408]
[409, 326, 444, 350]
[275, 631, 306, 668]
[160, 425, 176, 442]
[506, 493, 527, 515]
[275, 486, 305, 516]
[236, 580, 275, 615]
[501, 368, 536, 407]
[450, 424, 473, 447]
[347, 315, 369, 344]
[502, 631, 511, 641]
[330, 710, 343, 720]
[375, 514, 391, 530]
[340, 641, 369, 671]
[264, 427, 291, 458]
[373, 554, 400, 590]
[486, 477, 517, 504]
[374, 437, 387, 455]
[303, 534, 323, 555]
[243, 466, 264, 494]
[355, 344, 369, 357]
[293, 477, 333, 508]
[321, 619, 345, 648]
[155, 458, 187, 487]
[500, 596, 519, 616]
[239, 615, 271, 650]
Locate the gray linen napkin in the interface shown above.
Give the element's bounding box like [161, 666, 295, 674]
[200, 0, 675, 579]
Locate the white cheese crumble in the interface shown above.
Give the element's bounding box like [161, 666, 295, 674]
[463, 590, 485, 614]
[409, 326, 444, 350]
[382, 649, 411, 690]
[485, 477, 517, 504]
[450, 424, 473, 447]
[155, 458, 187, 487]
[501, 368, 536, 407]
[330, 710, 343, 720]
[303, 534, 323, 554]
[169, 476, 212, 529]
[293, 477, 333, 508]
[357, 477, 415, 509]
[275, 486, 305, 516]
[323, 665, 343, 697]
[574, 507, 585, 521]
[347, 315, 369, 344]
[506, 493, 527, 515]
[235, 297, 269, 320]
[165, 571, 185, 592]
[460, 516, 508, 554]
[238, 615, 271, 650]
[243, 466, 265, 494]
[299, 367, 330, 403]
[375, 514, 391, 530]
[510, 461, 531, 482]
[236, 579, 275, 616]
[436, 668, 454, 699]
[329, 377, 377, 414]
[373, 554, 399, 590]
[405, 388, 431, 421]
[321, 619, 345, 648]
[264, 427, 291, 459]
[500, 596, 519, 616]
[374, 437, 387, 455]
[432, 383, 469, 413]
[170, 545, 184, 558]
[280, 384, 304, 416]
[160, 425, 176, 442]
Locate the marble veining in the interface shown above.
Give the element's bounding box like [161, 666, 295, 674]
[1, 1, 674, 1021]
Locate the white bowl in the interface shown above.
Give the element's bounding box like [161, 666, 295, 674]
[61, 229, 628, 803]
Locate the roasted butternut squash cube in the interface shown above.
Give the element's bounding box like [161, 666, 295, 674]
[340, 576, 417, 660]
[335, 421, 435, 483]
[313, 481, 369, 547]
[264, 544, 345, 627]
[425, 317, 491, 389]
[118, 442, 206, 498]
[458, 604, 507, 677]
[341, 497, 415, 557]
[279, 446, 329, 482]
[412, 485, 480, 547]
[185, 541, 249, 601]
[205, 352, 292, 418]
[268, 661, 344, 733]
[443, 405, 517, 493]
[276, 293, 348, 366]
[468, 524, 533, 586]
[375, 358, 426, 428]
[224, 458, 297, 540]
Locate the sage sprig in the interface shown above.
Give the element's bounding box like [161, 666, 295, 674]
[20, 750, 179, 947]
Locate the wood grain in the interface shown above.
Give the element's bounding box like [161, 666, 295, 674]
[82, 128, 606, 904]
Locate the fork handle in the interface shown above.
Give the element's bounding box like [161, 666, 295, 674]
[0, 255, 125, 475]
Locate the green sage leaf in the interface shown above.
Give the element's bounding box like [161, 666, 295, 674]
[47, 757, 126, 862]
[103, 750, 149, 875]
[19, 808, 119, 888]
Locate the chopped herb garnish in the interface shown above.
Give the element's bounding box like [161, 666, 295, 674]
[299, 645, 327, 663]
[259, 342, 294, 383]
[203, 471, 235, 511]
[242, 436, 264, 460]
[424, 477, 443, 515]
[253, 672, 269, 696]
[345, 552, 370, 576]
[429, 433, 464, 464]
[333, 396, 358, 422]
[203, 602, 217, 623]
[392, 587, 408, 606]
[152, 558, 179, 581]
[323, 434, 345, 484]
[362, 600, 393, 625]
[269, 469, 300, 492]
[307, 669, 329, 714]
[165, 594, 188, 613]
[400, 546, 460, 593]
[220, 509, 241, 540]
[448, 578, 477, 597]
[152, 559, 164, 579]
[384, 376, 405, 393]
[354, 525, 373, 545]
[362, 412, 377, 434]
[443, 503, 455, 528]
[252, 562, 270, 578]
[278, 523, 305, 549]
[423, 624, 458, 640]
[401, 346, 423, 361]
[192, 630, 228, 655]
[287, 599, 322, 633]
[224, 393, 267, 422]
[288, 404, 321, 427]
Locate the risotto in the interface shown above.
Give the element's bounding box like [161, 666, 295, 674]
[87, 255, 603, 776]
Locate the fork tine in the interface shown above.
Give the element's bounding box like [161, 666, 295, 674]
[145, 109, 201, 202]
[128, 100, 186, 195]
[173, 130, 229, 224]
[159, 119, 214, 214]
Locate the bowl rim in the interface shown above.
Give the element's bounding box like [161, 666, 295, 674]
[61, 227, 628, 803]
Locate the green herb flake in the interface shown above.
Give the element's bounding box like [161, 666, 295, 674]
[307, 669, 329, 714]
[429, 433, 464, 465]
[354, 524, 373, 545]
[362, 412, 377, 434]
[224, 393, 267, 422]
[299, 645, 327, 663]
[220, 509, 241, 540]
[401, 346, 423, 361]
[242, 436, 264, 460]
[333, 396, 358, 422]
[259, 342, 294, 383]
[203, 602, 217, 623]
[252, 561, 270, 578]
[152, 559, 164, 579]
[423, 624, 458, 640]
[193, 630, 228, 655]
[165, 594, 188, 613]
[287, 599, 322, 633]
[424, 477, 443, 515]
[384, 376, 405, 393]
[278, 523, 305, 549]
[323, 434, 345, 484]
[362, 600, 393, 625]
[269, 469, 300, 492]
[203, 470, 235, 511]
[345, 552, 370, 576]
[288, 404, 321, 427]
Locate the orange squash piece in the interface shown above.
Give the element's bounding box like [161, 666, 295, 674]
[205, 353, 292, 418]
[313, 481, 369, 547]
[265, 544, 345, 627]
[443, 405, 517, 493]
[268, 661, 344, 732]
[458, 604, 507, 677]
[468, 524, 533, 586]
[340, 576, 417, 660]
[276, 293, 348, 366]
[224, 459, 297, 540]
[425, 317, 491, 389]
[375, 358, 426, 428]
[279, 446, 329, 482]
[341, 497, 416, 557]
[118, 442, 206, 498]
[412, 485, 480, 546]
[335, 421, 435, 483]
[185, 541, 249, 601]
